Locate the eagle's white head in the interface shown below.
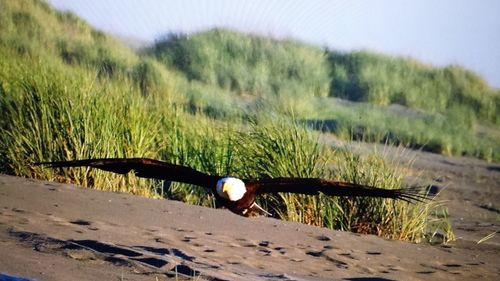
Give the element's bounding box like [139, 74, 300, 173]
[216, 177, 246, 201]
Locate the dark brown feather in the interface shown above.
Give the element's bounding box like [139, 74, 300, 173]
[35, 158, 220, 189]
[246, 178, 426, 202]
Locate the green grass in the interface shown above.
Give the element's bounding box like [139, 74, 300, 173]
[143, 30, 499, 161]
[146, 29, 330, 98]
[332, 149, 454, 242]
[0, 48, 454, 242]
[0, 0, 475, 244]
[0, 51, 165, 197]
[232, 118, 453, 242]
[328, 50, 499, 124]
[305, 98, 499, 161]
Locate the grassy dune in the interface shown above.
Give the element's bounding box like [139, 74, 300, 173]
[148, 30, 499, 161]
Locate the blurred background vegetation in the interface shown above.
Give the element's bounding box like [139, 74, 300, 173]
[2, 0, 498, 243]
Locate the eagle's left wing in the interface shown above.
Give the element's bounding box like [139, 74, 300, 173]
[246, 177, 427, 202]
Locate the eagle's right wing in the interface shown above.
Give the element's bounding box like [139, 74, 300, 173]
[35, 158, 220, 189]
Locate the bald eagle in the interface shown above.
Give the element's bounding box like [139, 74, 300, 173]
[35, 158, 426, 217]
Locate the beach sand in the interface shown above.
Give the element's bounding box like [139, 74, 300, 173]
[0, 148, 499, 280]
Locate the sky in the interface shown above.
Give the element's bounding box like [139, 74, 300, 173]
[48, 0, 500, 88]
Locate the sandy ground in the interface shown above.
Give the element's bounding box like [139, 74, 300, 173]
[0, 147, 499, 280]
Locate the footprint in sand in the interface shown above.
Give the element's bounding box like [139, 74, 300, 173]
[173, 227, 194, 233]
[338, 252, 359, 260]
[416, 270, 437, 274]
[70, 219, 99, 231]
[443, 263, 462, 268]
[305, 250, 323, 257]
[241, 242, 258, 248]
[182, 235, 197, 242]
[69, 219, 91, 226]
[12, 208, 27, 213]
[1, 209, 30, 225]
[259, 240, 270, 247]
[419, 262, 467, 275]
[315, 235, 331, 241]
[303, 248, 350, 270]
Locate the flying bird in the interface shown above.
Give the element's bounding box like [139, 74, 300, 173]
[35, 158, 426, 217]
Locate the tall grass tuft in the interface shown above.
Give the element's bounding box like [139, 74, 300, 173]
[232, 117, 454, 243]
[156, 116, 238, 207]
[333, 149, 453, 242]
[235, 116, 329, 225]
[0, 53, 164, 197]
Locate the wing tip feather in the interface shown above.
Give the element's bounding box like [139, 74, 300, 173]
[395, 186, 432, 203]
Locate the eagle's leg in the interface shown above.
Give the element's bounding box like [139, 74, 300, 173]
[242, 202, 272, 217]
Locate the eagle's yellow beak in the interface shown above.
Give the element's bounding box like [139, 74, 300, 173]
[222, 182, 230, 193]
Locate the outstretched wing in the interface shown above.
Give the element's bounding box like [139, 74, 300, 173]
[246, 178, 426, 202]
[35, 158, 220, 189]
